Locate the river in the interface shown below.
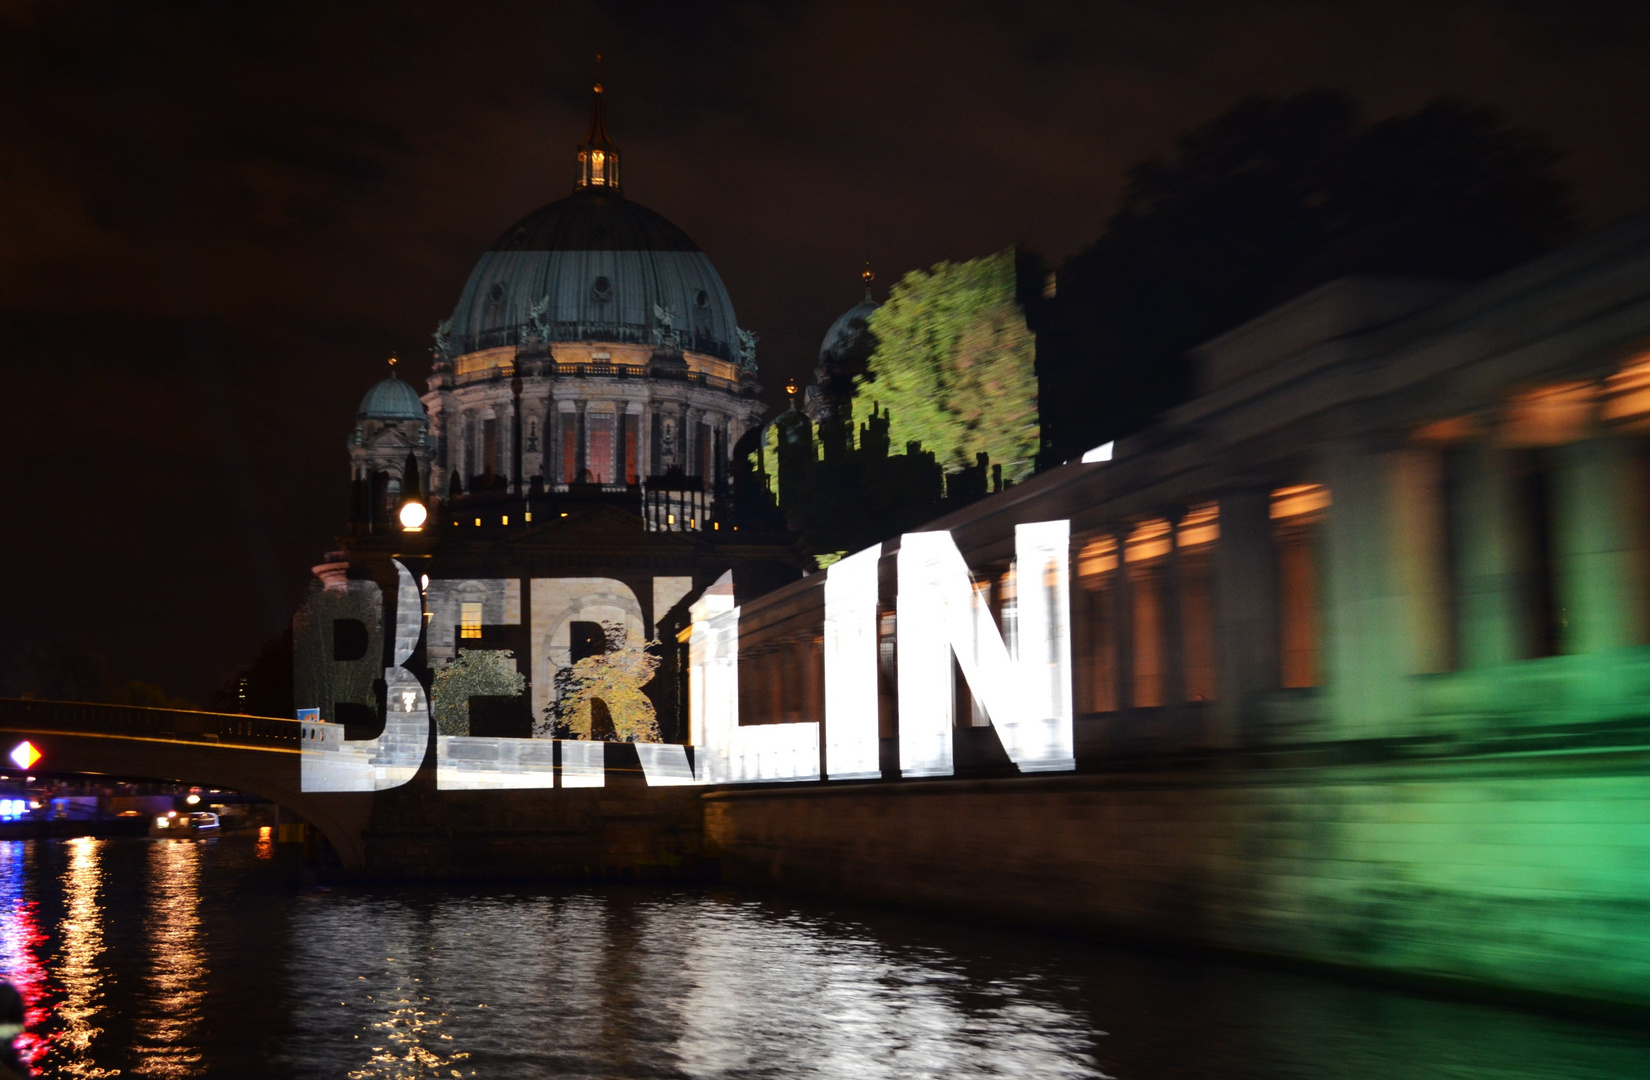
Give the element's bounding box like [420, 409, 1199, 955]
[0, 835, 1646, 1078]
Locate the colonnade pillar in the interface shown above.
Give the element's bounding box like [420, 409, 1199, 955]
[1163, 510, 1188, 721]
[1214, 488, 1277, 745]
[1455, 445, 1523, 668]
[1321, 441, 1409, 738]
[1553, 436, 1646, 654]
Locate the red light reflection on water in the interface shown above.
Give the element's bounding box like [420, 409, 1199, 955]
[0, 853, 54, 1067]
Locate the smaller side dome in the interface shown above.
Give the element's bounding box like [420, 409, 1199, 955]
[819, 297, 879, 365]
[358, 372, 428, 421]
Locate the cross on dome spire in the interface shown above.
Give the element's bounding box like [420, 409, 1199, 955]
[576, 53, 620, 192]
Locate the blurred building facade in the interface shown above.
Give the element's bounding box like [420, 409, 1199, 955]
[711, 212, 1650, 1011]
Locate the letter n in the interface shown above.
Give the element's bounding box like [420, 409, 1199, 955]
[896, 522, 1074, 777]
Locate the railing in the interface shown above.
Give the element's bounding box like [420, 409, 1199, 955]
[0, 698, 304, 752]
[449, 361, 749, 395]
[453, 324, 737, 364]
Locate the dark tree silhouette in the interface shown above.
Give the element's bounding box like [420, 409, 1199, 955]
[1031, 91, 1575, 466]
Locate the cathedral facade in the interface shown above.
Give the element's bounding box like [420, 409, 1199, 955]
[350, 77, 766, 533]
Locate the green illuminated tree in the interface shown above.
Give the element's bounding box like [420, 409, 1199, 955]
[431, 649, 526, 736]
[852, 250, 1039, 484]
[542, 624, 662, 742]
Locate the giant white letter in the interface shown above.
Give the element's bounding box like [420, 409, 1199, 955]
[896, 522, 1073, 777]
[301, 559, 431, 792]
[823, 544, 882, 779]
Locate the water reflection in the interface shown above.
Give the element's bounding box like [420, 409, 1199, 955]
[0, 843, 52, 1069]
[664, 902, 1105, 1079]
[4, 838, 1650, 1079]
[136, 839, 206, 1076]
[58, 837, 117, 1079]
[280, 892, 1104, 1079]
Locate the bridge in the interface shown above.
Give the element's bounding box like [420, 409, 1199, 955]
[0, 698, 375, 865]
[0, 697, 705, 878]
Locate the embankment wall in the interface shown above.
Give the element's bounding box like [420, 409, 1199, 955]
[703, 748, 1650, 1011]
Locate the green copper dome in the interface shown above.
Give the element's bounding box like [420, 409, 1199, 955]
[820, 296, 878, 364]
[357, 372, 427, 421]
[442, 188, 745, 365]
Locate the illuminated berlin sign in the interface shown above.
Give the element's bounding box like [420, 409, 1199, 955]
[298, 521, 1073, 793]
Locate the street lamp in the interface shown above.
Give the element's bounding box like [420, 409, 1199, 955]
[399, 498, 427, 531]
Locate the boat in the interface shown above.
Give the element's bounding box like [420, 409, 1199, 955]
[149, 810, 221, 837]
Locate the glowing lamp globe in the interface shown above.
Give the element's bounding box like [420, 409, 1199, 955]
[399, 500, 428, 531]
[9, 741, 41, 770]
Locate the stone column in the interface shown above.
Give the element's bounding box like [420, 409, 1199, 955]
[1387, 447, 1454, 674]
[574, 400, 587, 482]
[650, 406, 663, 476]
[619, 401, 635, 483]
[1164, 509, 1188, 715]
[547, 397, 561, 481]
[1214, 487, 1279, 745]
[683, 405, 699, 480]
[1553, 436, 1646, 654]
[1455, 444, 1523, 667]
[1320, 441, 1410, 739]
[1112, 525, 1135, 715]
[510, 377, 523, 496]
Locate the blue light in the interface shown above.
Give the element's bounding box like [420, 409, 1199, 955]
[0, 798, 24, 819]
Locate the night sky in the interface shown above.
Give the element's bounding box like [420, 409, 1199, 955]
[4, 0, 1649, 703]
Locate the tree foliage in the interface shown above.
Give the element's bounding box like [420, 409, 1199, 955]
[854, 250, 1039, 484]
[431, 649, 526, 736]
[539, 624, 661, 742]
[1034, 91, 1575, 465]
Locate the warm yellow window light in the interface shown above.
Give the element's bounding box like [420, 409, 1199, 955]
[460, 602, 483, 639]
[1270, 484, 1331, 522]
[1177, 503, 1219, 549]
[1124, 518, 1172, 563]
[1077, 535, 1117, 588]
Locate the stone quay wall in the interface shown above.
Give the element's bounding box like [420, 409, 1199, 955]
[355, 774, 709, 882]
[702, 744, 1650, 1013]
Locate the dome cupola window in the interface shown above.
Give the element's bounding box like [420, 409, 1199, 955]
[591, 276, 613, 302]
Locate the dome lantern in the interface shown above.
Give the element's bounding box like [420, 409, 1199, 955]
[576, 54, 620, 192]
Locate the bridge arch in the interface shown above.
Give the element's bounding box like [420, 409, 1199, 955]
[0, 700, 375, 867]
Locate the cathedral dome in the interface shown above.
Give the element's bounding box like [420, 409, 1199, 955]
[444, 188, 742, 364]
[819, 296, 878, 364]
[358, 371, 428, 420]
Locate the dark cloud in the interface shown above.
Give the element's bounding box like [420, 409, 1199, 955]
[2, 0, 1647, 700]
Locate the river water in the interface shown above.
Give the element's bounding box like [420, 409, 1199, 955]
[0, 835, 1646, 1078]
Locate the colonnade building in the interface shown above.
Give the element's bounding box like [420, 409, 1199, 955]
[733, 213, 1650, 759]
[711, 213, 1650, 1012]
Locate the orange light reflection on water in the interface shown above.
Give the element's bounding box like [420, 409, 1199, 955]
[255, 826, 273, 860]
[58, 837, 117, 1079]
[137, 839, 206, 1076]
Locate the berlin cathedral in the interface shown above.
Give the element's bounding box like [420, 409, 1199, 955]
[314, 77, 871, 742]
[346, 73, 875, 538]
